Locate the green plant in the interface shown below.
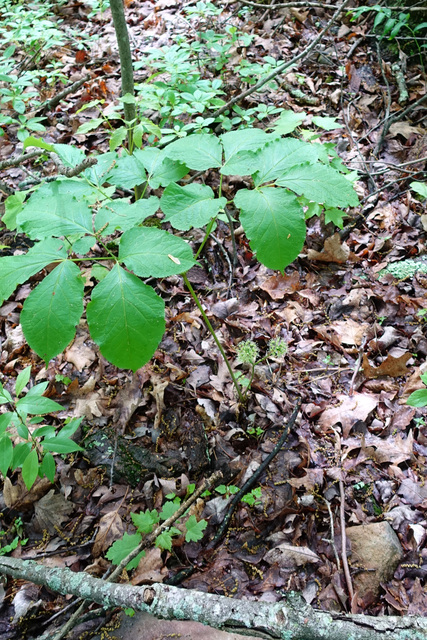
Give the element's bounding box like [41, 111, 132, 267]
[235, 337, 288, 400]
[213, 483, 262, 505]
[0, 125, 358, 404]
[216, 483, 240, 499]
[411, 181, 427, 201]
[407, 372, 427, 408]
[106, 492, 207, 567]
[241, 486, 262, 507]
[0, 366, 83, 490]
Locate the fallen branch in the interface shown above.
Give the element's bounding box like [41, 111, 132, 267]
[0, 150, 44, 171]
[1, 556, 426, 640]
[35, 74, 91, 114]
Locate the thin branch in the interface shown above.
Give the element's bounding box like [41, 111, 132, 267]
[222, 0, 427, 10]
[212, 0, 352, 119]
[0, 150, 43, 171]
[209, 400, 302, 547]
[35, 74, 91, 114]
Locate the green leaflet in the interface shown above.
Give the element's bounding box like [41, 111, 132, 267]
[95, 196, 160, 234]
[253, 137, 319, 186]
[86, 264, 165, 371]
[160, 182, 226, 230]
[21, 260, 85, 363]
[234, 187, 306, 271]
[119, 227, 196, 277]
[276, 162, 359, 207]
[163, 133, 222, 171]
[0, 238, 67, 304]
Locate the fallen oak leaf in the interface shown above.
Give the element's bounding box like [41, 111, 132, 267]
[362, 353, 411, 379]
[307, 233, 350, 263]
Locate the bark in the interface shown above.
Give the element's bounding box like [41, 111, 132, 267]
[0, 557, 426, 640]
[108, 0, 136, 145]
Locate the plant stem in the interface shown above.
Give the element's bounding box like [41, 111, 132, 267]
[195, 217, 217, 259]
[182, 273, 245, 404]
[109, 0, 136, 150]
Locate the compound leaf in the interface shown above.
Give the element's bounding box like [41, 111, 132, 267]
[235, 187, 305, 271]
[119, 227, 196, 277]
[21, 260, 84, 363]
[106, 532, 144, 569]
[87, 264, 165, 371]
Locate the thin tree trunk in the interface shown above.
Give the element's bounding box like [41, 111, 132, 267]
[0, 557, 426, 640]
[109, 0, 136, 148]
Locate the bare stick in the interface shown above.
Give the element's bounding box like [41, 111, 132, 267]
[35, 74, 91, 114]
[0, 150, 44, 171]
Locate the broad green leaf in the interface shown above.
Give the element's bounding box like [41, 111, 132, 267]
[160, 183, 226, 230]
[253, 138, 319, 186]
[95, 196, 159, 234]
[87, 264, 165, 371]
[0, 413, 13, 436]
[21, 448, 39, 490]
[155, 531, 173, 551]
[163, 133, 222, 171]
[119, 227, 196, 277]
[53, 144, 86, 168]
[15, 367, 31, 398]
[40, 452, 56, 483]
[23, 136, 54, 151]
[12, 442, 32, 469]
[76, 118, 104, 134]
[16, 383, 63, 414]
[407, 389, 427, 407]
[0, 238, 67, 304]
[221, 129, 273, 160]
[324, 207, 347, 229]
[18, 182, 94, 239]
[109, 126, 128, 152]
[91, 264, 109, 282]
[41, 437, 83, 453]
[159, 500, 179, 521]
[421, 373, 427, 385]
[276, 162, 359, 207]
[135, 148, 188, 189]
[271, 110, 306, 135]
[72, 236, 95, 255]
[234, 187, 306, 271]
[2, 191, 26, 230]
[0, 436, 13, 477]
[21, 260, 85, 363]
[0, 387, 13, 404]
[106, 533, 144, 569]
[220, 149, 259, 177]
[410, 182, 427, 200]
[132, 509, 159, 534]
[312, 116, 344, 131]
[107, 153, 146, 189]
[57, 417, 83, 439]
[185, 515, 207, 542]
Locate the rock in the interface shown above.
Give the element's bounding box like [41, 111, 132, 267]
[346, 521, 403, 598]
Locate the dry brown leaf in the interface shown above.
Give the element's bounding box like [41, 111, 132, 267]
[3, 476, 52, 511]
[307, 233, 350, 263]
[92, 511, 125, 557]
[317, 393, 378, 437]
[264, 543, 320, 569]
[287, 468, 324, 490]
[131, 547, 167, 586]
[362, 353, 411, 379]
[33, 490, 73, 534]
[260, 272, 300, 300]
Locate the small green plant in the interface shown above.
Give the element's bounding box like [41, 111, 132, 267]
[0, 122, 358, 404]
[407, 372, 427, 408]
[247, 425, 264, 439]
[0, 517, 28, 556]
[411, 182, 427, 201]
[106, 493, 207, 568]
[241, 486, 262, 507]
[236, 337, 288, 400]
[216, 483, 240, 499]
[0, 366, 83, 490]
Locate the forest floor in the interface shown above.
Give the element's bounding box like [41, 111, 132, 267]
[0, 0, 427, 638]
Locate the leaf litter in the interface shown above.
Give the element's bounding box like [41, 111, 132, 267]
[0, 0, 426, 636]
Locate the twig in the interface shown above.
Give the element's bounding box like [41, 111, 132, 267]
[36, 74, 91, 114]
[346, 36, 364, 59]
[53, 156, 98, 178]
[349, 336, 368, 396]
[321, 498, 341, 570]
[223, 0, 427, 9]
[211, 0, 352, 119]
[0, 150, 44, 171]
[209, 400, 302, 548]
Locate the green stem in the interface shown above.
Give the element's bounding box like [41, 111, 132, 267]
[183, 273, 245, 404]
[195, 217, 217, 259]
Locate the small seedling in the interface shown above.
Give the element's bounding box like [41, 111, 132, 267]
[407, 372, 427, 408]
